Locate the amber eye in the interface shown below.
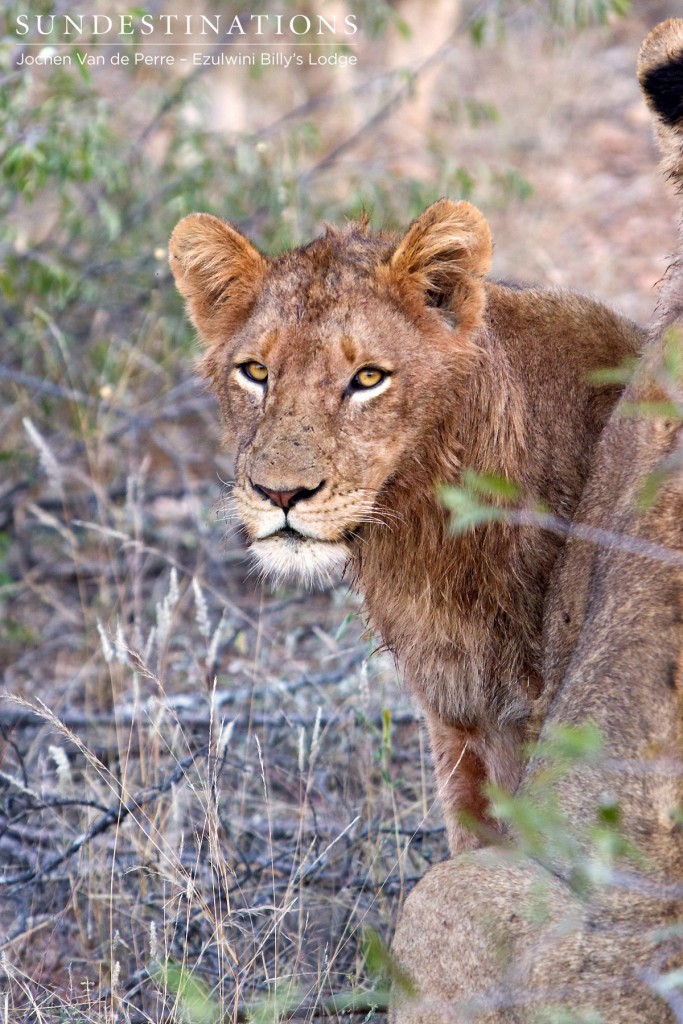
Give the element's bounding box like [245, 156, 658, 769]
[351, 367, 385, 390]
[240, 361, 268, 384]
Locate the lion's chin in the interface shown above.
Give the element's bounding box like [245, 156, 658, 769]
[250, 531, 349, 587]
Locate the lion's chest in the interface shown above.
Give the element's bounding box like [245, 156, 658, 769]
[358, 526, 546, 728]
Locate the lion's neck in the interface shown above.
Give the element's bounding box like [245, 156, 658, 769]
[354, 324, 529, 573]
[350, 328, 540, 716]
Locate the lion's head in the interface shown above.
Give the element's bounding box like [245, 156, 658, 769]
[169, 200, 492, 584]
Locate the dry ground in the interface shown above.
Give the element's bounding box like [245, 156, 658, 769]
[1, 3, 680, 1021]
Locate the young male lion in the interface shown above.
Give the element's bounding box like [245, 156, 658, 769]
[389, 18, 683, 1023]
[169, 197, 642, 852]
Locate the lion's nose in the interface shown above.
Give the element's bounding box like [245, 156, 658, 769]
[252, 480, 325, 510]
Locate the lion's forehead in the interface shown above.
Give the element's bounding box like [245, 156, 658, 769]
[239, 288, 408, 373]
[256, 231, 392, 314]
[260, 270, 381, 322]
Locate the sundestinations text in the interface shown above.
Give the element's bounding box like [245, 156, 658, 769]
[14, 13, 358, 39]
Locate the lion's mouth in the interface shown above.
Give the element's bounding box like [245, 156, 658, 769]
[274, 526, 307, 542]
[269, 525, 351, 545]
[250, 528, 350, 585]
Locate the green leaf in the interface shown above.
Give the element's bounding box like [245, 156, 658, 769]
[460, 470, 522, 500]
[394, 17, 412, 40]
[440, 471, 521, 534]
[74, 49, 91, 84]
[595, 801, 620, 828]
[495, 168, 534, 202]
[618, 400, 682, 420]
[468, 16, 487, 46]
[334, 611, 355, 642]
[487, 784, 577, 863]
[533, 1008, 604, 1024]
[532, 722, 603, 764]
[638, 466, 673, 508]
[439, 484, 508, 534]
[246, 986, 302, 1024]
[324, 988, 391, 1013]
[587, 356, 639, 386]
[362, 928, 417, 998]
[464, 99, 500, 128]
[548, 0, 630, 28]
[153, 961, 220, 1024]
[652, 967, 683, 996]
[97, 198, 122, 241]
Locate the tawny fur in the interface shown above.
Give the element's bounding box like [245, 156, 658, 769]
[169, 199, 643, 853]
[390, 20, 683, 1022]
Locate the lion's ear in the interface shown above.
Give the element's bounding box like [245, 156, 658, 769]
[637, 18, 683, 186]
[169, 213, 266, 344]
[389, 199, 492, 333]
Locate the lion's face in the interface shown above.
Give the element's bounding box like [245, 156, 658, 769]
[169, 200, 492, 583]
[220, 284, 443, 583]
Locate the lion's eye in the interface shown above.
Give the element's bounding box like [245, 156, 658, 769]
[240, 361, 268, 384]
[351, 367, 385, 390]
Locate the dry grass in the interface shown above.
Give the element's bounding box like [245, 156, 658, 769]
[1, 410, 442, 1021]
[1, 2, 679, 1021]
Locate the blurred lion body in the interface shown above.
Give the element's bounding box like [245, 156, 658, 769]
[170, 200, 641, 853]
[390, 18, 683, 1023]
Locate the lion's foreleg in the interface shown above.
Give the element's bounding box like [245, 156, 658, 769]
[424, 711, 523, 853]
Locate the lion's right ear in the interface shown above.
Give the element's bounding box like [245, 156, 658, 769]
[169, 213, 266, 344]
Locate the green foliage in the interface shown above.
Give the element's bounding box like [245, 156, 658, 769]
[246, 986, 303, 1024]
[622, 328, 683, 506]
[620, 399, 682, 419]
[586, 355, 639, 386]
[360, 927, 416, 1003]
[440, 470, 523, 534]
[467, 0, 629, 44]
[548, 0, 631, 27]
[153, 961, 220, 1024]
[533, 1008, 604, 1024]
[0, 0, 538, 421]
[488, 723, 639, 895]
[652, 968, 683, 1000]
[154, 932, 407, 1023]
[662, 326, 683, 385]
[344, 0, 411, 40]
[381, 706, 393, 782]
[0, 15, 323, 400]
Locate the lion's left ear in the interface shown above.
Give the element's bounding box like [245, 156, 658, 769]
[389, 199, 492, 333]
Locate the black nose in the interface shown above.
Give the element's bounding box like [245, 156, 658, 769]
[252, 480, 324, 510]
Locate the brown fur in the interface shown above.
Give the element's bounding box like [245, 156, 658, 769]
[170, 199, 642, 853]
[390, 20, 683, 1022]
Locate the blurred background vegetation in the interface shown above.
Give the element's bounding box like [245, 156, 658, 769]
[0, 0, 679, 1021]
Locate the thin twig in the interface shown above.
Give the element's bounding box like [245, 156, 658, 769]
[508, 507, 683, 568]
[0, 745, 209, 888]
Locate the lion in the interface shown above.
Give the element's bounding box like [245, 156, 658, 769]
[389, 18, 683, 1023]
[169, 197, 642, 854]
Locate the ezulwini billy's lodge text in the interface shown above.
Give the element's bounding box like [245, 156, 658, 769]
[15, 50, 358, 68]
